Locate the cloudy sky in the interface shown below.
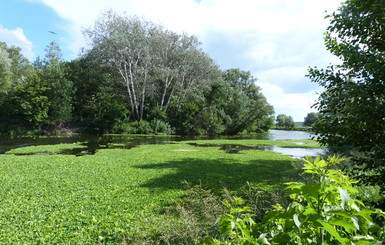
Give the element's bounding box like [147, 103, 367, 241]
[1, 0, 343, 121]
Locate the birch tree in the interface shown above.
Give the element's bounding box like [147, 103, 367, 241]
[83, 10, 219, 121]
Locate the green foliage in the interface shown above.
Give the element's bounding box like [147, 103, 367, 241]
[275, 114, 295, 128]
[303, 112, 319, 127]
[7, 73, 50, 125]
[0, 45, 12, 92]
[0, 42, 33, 119]
[307, 0, 385, 187]
[221, 69, 274, 135]
[1, 20, 274, 136]
[205, 156, 385, 244]
[0, 137, 297, 243]
[39, 41, 74, 121]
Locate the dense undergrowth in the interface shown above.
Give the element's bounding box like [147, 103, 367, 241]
[204, 156, 385, 244]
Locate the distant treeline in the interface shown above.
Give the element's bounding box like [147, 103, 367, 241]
[0, 11, 274, 135]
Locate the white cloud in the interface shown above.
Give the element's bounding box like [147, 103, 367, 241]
[257, 81, 321, 121]
[33, 0, 343, 121]
[0, 25, 34, 60]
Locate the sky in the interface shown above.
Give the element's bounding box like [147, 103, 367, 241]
[0, 0, 343, 121]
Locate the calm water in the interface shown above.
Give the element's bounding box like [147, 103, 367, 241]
[267, 129, 317, 140]
[0, 130, 325, 159]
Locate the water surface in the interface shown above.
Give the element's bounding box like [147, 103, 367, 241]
[0, 130, 324, 158]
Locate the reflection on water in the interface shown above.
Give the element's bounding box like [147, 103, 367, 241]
[272, 146, 326, 159]
[0, 130, 324, 159]
[267, 130, 317, 141]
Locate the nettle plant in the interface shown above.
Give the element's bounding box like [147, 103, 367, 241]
[205, 156, 385, 245]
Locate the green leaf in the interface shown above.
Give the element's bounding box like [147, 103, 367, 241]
[328, 218, 356, 233]
[302, 183, 321, 198]
[357, 210, 375, 222]
[320, 221, 348, 244]
[354, 241, 375, 245]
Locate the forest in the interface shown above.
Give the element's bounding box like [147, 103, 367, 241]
[0, 10, 274, 136]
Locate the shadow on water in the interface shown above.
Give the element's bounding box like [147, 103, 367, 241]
[0, 130, 322, 158]
[0, 135, 183, 155]
[134, 158, 296, 193]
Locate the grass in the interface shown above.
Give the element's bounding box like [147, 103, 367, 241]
[0, 138, 314, 243]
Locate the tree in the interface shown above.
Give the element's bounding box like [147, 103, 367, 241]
[307, 0, 385, 187]
[83, 10, 218, 122]
[0, 46, 12, 103]
[68, 57, 128, 130]
[7, 72, 49, 125]
[303, 112, 319, 127]
[0, 42, 31, 85]
[0, 42, 33, 120]
[220, 69, 274, 135]
[276, 114, 295, 128]
[39, 41, 74, 121]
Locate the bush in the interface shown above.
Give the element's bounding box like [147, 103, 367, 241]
[204, 156, 385, 244]
[110, 119, 136, 134]
[149, 119, 174, 135]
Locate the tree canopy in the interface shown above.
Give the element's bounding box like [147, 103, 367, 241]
[275, 114, 295, 128]
[307, 0, 385, 185]
[303, 112, 319, 127]
[0, 11, 274, 136]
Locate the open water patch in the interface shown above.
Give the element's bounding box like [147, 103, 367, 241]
[187, 143, 271, 154]
[187, 142, 325, 159]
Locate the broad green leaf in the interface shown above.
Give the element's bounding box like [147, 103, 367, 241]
[303, 207, 317, 216]
[354, 241, 375, 245]
[328, 218, 356, 233]
[357, 210, 375, 222]
[320, 221, 348, 244]
[302, 183, 321, 198]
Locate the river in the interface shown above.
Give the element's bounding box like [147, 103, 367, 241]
[0, 130, 325, 158]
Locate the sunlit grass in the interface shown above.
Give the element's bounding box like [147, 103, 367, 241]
[0, 139, 302, 243]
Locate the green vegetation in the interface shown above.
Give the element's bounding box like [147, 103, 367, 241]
[0, 138, 303, 243]
[0, 10, 274, 136]
[303, 112, 319, 127]
[205, 156, 385, 244]
[307, 0, 385, 195]
[275, 114, 295, 129]
[1, 0, 384, 243]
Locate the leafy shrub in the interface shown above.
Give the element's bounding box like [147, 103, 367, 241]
[111, 119, 136, 134]
[204, 156, 385, 244]
[149, 119, 174, 135]
[135, 120, 152, 134]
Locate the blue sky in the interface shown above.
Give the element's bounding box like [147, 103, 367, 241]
[0, 0, 70, 60]
[0, 0, 343, 121]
